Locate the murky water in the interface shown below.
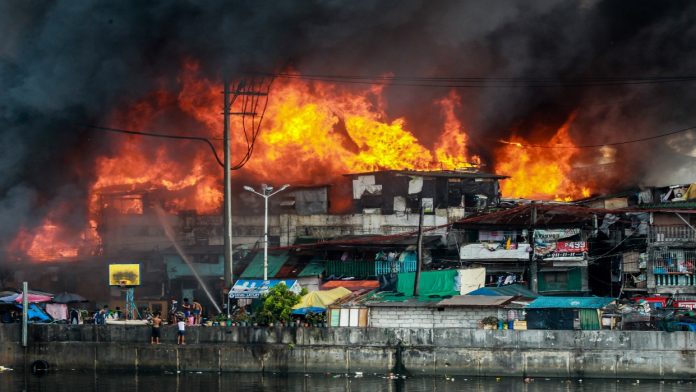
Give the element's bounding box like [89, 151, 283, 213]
[1, 371, 695, 392]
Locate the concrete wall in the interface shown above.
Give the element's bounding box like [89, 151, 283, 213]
[369, 307, 499, 329]
[1, 324, 696, 380]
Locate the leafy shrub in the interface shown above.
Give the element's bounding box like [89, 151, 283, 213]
[254, 284, 304, 325]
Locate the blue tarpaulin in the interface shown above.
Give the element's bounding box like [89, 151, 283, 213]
[291, 307, 326, 315]
[14, 303, 52, 322]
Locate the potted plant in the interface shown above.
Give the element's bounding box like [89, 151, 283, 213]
[215, 313, 231, 326]
[481, 316, 498, 330]
[232, 308, 251, 327]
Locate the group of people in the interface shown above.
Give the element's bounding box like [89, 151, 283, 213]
[148, 311, 188, 345]
[148, 297, 203, 345]
[93, 305, 124, 325]
[168, 298, 203, 325]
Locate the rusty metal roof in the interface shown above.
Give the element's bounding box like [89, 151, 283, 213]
[437, 295, 516, 307]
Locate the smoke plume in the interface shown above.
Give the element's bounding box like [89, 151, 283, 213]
[2, 0, 696, 256]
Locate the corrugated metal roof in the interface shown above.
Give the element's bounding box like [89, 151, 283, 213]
[240, 251, 289, 279]
[343, 169, 508, 179]
[298, 260, 325, 277]
[525, 296, 614, 309]
[366, 299, 438, 308]
[321, 280, 380, 291]
[437, 295, 515, 307]
[467, 284, 539, 298]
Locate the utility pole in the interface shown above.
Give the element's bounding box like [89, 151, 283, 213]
[222, 77, 269, 296]
[529, 203, 538, 293]
[22, 281, 28, 348]
[223, 80, 234, 289]
[413, 202, 425, 297]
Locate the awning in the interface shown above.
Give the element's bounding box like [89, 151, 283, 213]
[228, 279, 301, 299]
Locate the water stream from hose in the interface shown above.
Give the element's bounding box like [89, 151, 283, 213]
[154, 205, 222, 314]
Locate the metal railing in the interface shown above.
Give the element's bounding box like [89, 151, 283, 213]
[651, 248, 696, 287]
[323, 259, 418, 278]
[649, 225, 696, 244]
[374, 259, 417, 275]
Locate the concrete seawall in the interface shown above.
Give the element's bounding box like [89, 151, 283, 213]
[1, 324, 695, 379]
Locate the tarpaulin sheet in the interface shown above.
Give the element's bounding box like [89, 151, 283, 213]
[46, 303, 68, 320]
[396, 270, 459, 298]
[292, 287, 351, 311]
[14, 303, 52, 323]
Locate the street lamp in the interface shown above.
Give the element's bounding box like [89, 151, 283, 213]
[243, 183, 290, 280]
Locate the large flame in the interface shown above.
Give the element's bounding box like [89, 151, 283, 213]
[495, 115, 591, 201]
[11, 62, 593, 262]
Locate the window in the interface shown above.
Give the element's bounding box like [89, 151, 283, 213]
[544, 271, 568, 284]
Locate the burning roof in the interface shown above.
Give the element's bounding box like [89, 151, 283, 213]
[4, 2, 696, 264]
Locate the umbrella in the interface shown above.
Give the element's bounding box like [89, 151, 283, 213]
[0, 293, 19, 303]
[14, 293, 52, 303]
[52, 292, 88, 304]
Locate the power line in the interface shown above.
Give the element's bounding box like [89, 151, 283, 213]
[85, 125, 226, 166]
[250, 72, 696, 88]
[497, 124, 696, 149]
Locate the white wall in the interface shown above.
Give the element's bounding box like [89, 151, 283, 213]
[369, 306, 500, 329]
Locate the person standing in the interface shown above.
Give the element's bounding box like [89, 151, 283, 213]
[192, 300, 203, 325]
[182, 298, 192, 324]
[70, 308, 79, 325]
[169, 299, 178, 325]
[177, 317, 186, 345]
[151, 313, 162, 344]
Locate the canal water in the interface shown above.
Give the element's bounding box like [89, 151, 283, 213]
[1, 371, 694, 392]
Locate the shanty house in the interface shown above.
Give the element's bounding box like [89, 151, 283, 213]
[346, 169, 507, 218]
[525, 296, 615, 330]
[454, 204, 606, 296]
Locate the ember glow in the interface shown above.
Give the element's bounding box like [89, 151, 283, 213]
[11, 64, 592, 262]
[495, 115, 591, 201]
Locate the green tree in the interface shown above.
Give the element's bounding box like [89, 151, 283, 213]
[254, 284, 306, 325]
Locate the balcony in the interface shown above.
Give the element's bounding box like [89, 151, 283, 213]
[649, 248, 696, 293]
[648, 225, 696, 244]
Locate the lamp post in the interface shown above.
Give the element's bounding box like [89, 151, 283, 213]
[243, 183, 290, 280]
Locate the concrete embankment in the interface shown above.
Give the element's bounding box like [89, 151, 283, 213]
[1, 324, 695, 379]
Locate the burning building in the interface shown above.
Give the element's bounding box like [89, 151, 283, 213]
[3, 2, 696, 309]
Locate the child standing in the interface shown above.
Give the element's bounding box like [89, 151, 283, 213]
[177, 317, 186, 345]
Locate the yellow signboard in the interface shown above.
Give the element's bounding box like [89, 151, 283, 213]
[108, 264, 141, 286]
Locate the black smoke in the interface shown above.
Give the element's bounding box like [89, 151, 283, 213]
[2, 0, 696, 257]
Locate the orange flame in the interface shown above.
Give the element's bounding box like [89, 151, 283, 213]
[495, 115, 591, 201]
[9, 218, 100, 261]
[434, 91, 480, 169]
[11, 63, 596, 261]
